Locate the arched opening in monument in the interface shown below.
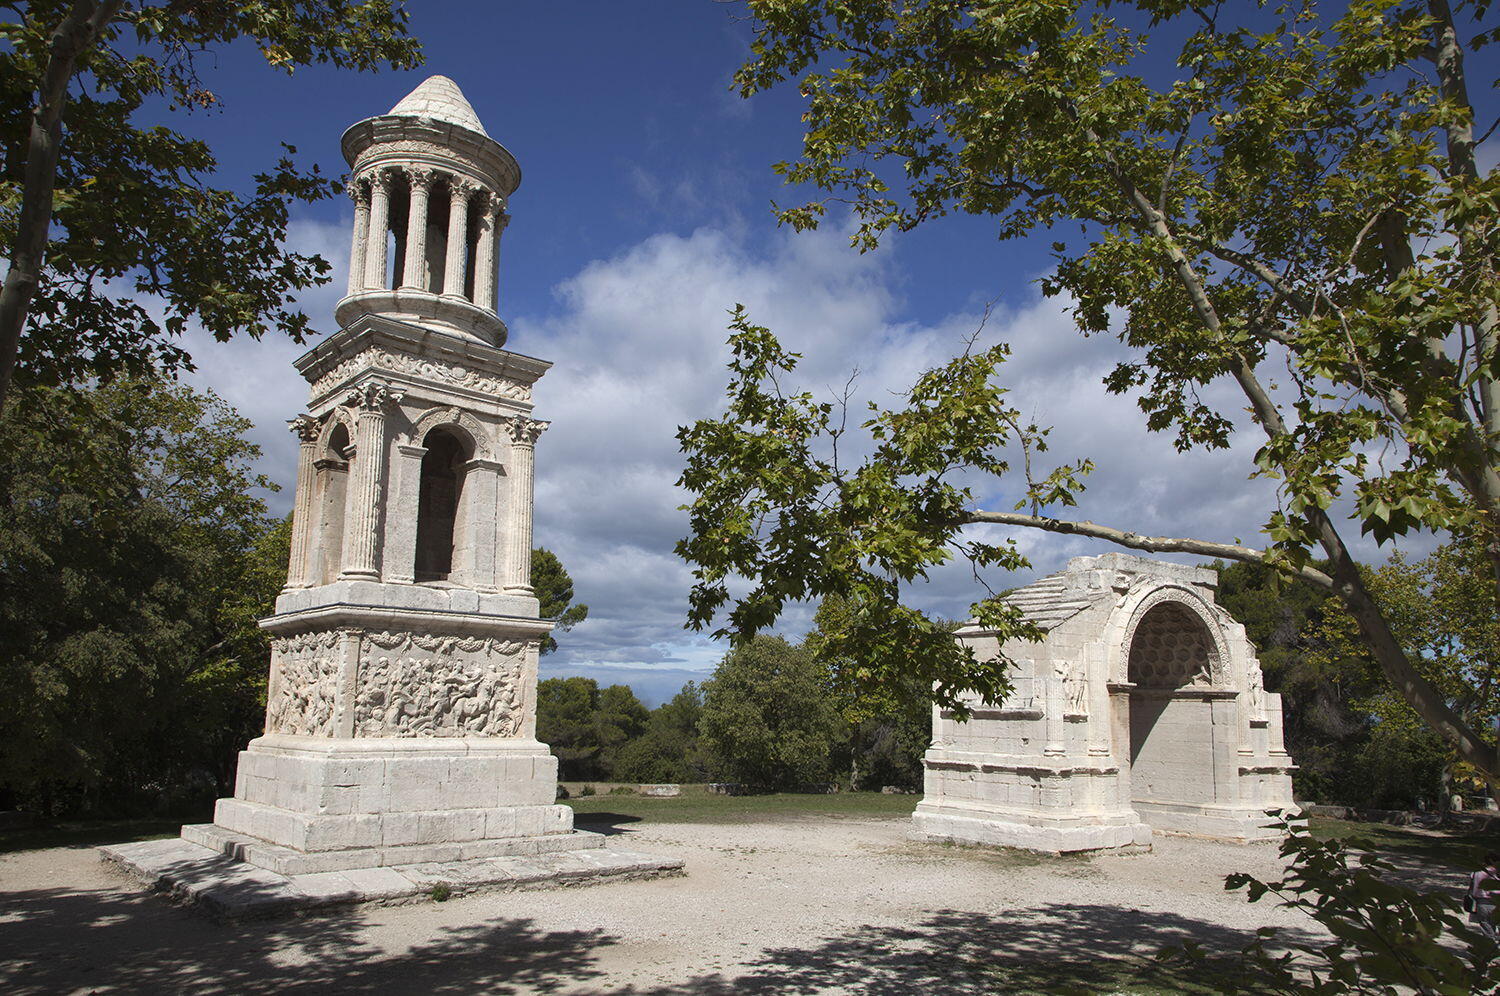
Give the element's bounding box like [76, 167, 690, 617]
[313, 422, 351, 584]
[462, 207, 479, 301]
[390, 173, 411, 289]
[1125, 601, 1220, 827]
[414, 427, 469, 581]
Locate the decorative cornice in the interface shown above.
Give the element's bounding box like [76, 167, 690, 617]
[309, 345, 532, 403]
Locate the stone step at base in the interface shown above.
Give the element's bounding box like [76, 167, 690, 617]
[180, 822, 604, 876]
[99, 837, 685, 921]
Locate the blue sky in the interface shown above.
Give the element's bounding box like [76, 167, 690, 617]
[169, 4, 1484, 706]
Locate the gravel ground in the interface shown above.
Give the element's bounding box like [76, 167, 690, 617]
[0, 815, 1327, 994]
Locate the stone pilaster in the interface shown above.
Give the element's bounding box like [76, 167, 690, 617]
[346, 181, 370, 297]
[443, 180, 473, 298]
[502, 416, 547, 592]
[383, 442, 428, 584]
[285, 414, 323, 588]
[401, 168, 435, 290]
[338, 382, 405, 581]
[364, 170, 392, 290]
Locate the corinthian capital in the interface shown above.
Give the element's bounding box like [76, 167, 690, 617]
[404, 165, 436, 190]
[287, 413, 322, 442]
[344, 382, 406, 413]
[504, 415, 549, 446]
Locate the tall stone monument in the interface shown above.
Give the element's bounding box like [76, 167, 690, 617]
[914, 554, 1296, 854]
[102, 77, 681, 914]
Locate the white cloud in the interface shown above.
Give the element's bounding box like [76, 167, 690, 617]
[180, 217, 350, 511]
[183, 212, 1411, 703]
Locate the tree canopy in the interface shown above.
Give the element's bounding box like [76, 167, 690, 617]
[531, 547, 589, 655]
[0, 378, 285, 815]
[679, 0, 1500, 779]
[0, 1, 421, 415]
[698, 634, 846, 790]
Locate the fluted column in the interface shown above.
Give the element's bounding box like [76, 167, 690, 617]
[502, 416, 548, 592]
[401, 168, 434, 290]
[338, 382, 405, 581]
[285, 414, 322, 587]
[474, 196, 503, 311]
[346, 181, 370, 296]
[443, 179, 473, 298]
[363, 170, 392, 290]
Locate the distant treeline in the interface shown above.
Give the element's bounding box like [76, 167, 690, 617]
[1, 379, 1485, 818]
[537, 632, 930, 792]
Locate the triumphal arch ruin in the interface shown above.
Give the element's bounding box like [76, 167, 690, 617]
[914, 554, 1296, 853]
[103, 76, 679, 913]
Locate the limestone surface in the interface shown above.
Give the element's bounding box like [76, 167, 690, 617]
[914, 553, 1296, 853]
[101, 75, 678, 902]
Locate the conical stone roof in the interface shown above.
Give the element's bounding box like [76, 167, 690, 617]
[387, 75, 487, 137]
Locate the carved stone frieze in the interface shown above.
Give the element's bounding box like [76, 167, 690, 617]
[353, 630, 531, 738]
[266, 631, 344, 737]
[309, 347, 532, 403]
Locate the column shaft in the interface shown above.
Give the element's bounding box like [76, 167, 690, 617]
[364, 172, 391, 290]
[346, 182, 370, 296]
[474, 201, 501, 311]
[286, 416, 322, 587]
[401, 169, 433, 289]
[503, 417, 547, 591]
[506, 443, 534, 591]
[443, 182, 472, 298]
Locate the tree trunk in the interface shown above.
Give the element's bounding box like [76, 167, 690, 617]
[0, 1, 120, 417]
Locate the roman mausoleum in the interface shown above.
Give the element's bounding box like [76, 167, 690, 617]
[913, 553, 1296, 853]
[103, 76, 680, 912]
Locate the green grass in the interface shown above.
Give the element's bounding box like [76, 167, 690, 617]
[0, 818, 181, 855]
[1308, 814, 1500, 869]
[565, 789, 919, 826]
[981, 955, 1224, 995]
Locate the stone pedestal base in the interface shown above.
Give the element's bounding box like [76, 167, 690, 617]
[912, 803, 1153, 854]
[1133, 800, 1284, 841]
[98, 732, 688, 918]
[215, 734, 566, 864]
[193, 734, 581, 876]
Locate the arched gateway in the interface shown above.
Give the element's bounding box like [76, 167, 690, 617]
[913, 554, 1295, 853]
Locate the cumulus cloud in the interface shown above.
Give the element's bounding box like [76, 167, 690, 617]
[182, 213, 1403, 703]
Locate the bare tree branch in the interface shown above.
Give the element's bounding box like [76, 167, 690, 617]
[963, 508, 1335, 588]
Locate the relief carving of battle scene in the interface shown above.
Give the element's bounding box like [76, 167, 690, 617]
[265, 631, 343, 737]
[265, 629, 535, 739]
[354, 631, 531, 738]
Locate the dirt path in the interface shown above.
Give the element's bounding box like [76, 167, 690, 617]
[0, 817, 1323, 994]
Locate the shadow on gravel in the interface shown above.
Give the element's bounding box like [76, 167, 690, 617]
[0, 881, 616, 995]
[609, 904, 1321, 995]
[571, 811, 645, 836]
